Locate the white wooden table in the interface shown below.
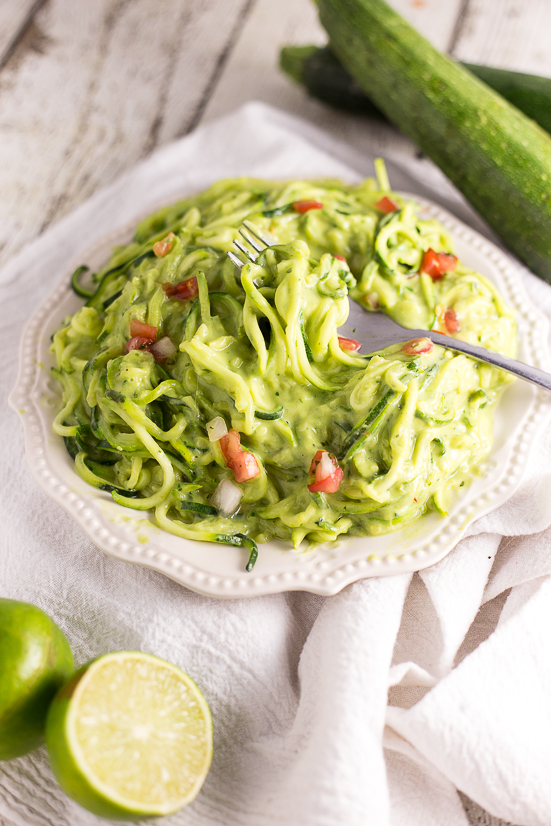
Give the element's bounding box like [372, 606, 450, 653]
[1, 1, 547, 824]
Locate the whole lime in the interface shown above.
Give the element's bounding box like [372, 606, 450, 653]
[0, 598, 74, 760]
[46, 651, 213, 820]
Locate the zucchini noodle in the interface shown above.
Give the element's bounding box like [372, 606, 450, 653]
[51, 169, 516, 571]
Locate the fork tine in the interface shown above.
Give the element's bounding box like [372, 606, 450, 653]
[227, 251, 244, 270]
[233, 240, 257, 261]
[238, 227, 264, 254]
[228, 221, 275, 271]
[243, 220, 276, 248]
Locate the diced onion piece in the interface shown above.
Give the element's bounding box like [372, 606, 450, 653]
[309, 450, 324, 476]
[153, 232, 176, 258]
[318, 451, 334, 480]
[211, 479, 243, 516]
[149, 336, 176, 360]
[129, 319, 157, 340]
[206, 416, 228, 442]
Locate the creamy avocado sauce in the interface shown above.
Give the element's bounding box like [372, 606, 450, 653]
[51, 172, 516, 570]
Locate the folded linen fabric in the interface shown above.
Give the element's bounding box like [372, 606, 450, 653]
[1, 102, 551, 826]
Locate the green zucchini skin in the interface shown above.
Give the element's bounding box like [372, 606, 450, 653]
[281, 46, 382, 117]
[280, 45, 551, 138]
[468, 65, 551, 137]
[317, 0, 551, 281]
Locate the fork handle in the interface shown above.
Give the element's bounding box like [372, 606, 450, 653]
[426, 331, 551, 392]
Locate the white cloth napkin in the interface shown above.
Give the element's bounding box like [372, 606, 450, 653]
[2, 102, 551, 826]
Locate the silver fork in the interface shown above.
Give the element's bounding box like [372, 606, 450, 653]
[228, 221, 551, 392]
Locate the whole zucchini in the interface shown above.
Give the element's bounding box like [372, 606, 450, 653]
[282, 45, 383, 117]
[317, 0, 551, 281]
[281, 45, 551, 138]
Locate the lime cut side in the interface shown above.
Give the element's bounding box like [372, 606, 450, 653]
[47, 651, 213, 818]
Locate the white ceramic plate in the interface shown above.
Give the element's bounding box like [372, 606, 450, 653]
[9, 194, 551, 598]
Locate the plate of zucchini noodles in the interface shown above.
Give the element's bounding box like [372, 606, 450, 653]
[10, 166, 551, 597]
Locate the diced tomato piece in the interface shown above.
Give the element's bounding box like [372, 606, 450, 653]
[334, 254, 347, 262]
[129, 319, 157, 340]
[308, 450, 343, 494]
[444, 308, 460, 334]
[421, 249, 439, 277]
[338, 336, 362, 352]
[126, 336, 154, 353]
[163, 276, 199, 300]
[439, 252, 458, 272]
[231, 451, 260, 483]
[309, 468, 343, 494]
[126, 335, 175, 364]
[292, 199, 323, 213]
[220, 429, 240, 460]
[127, 320, 160, 358]
[153, 232, 176, 258]
[402, 337, 433, 355]
[309, 450, 324, 476]
[220, 429, 260, 483]
[374, 196, 399, 214]
[420, 248, 458, 279]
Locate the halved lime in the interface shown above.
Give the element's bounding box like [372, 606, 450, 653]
[0, 598, 74, 760]
[45, 651, 213, 820]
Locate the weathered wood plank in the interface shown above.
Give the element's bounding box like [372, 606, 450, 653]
[157, 0, 256, 141]
[202, 0, 463, 127]
[452, 0, 551, 76]
[200, 0, 464, 174]
[0, 0, 250, 266]
[201, 0, 325, 125]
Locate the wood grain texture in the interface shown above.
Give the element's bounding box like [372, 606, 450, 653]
[200, 0, 466, 185]
[0, 0, 251, 266]
[201, 0, 326, 123]
[452, 0, 551, 76]
[201, 0, 424, 174]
